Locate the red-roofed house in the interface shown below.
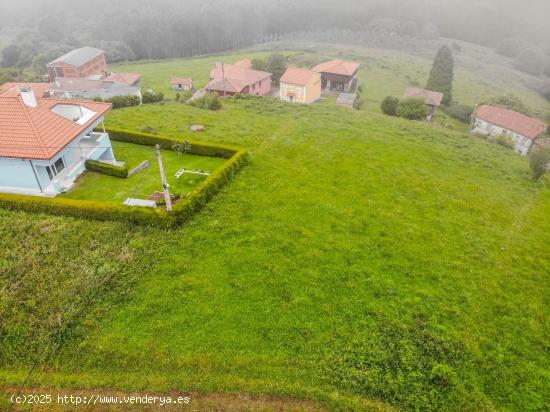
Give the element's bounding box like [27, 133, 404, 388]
[279, 67, 321, 104]
[105, 72, 142, 87]
[0, 84, 118, 196]
[172, 78, 193, 91]
[312, 59, 360, 93]
[472, 105, 547, 155]
[403, 87, 445, 120]
[206, 63, 272, 96]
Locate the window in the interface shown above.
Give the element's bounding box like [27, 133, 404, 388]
[54, 157, 65, 174]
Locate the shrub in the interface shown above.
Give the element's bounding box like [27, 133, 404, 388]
[102, 95, 141, 109]
[189, 93, 222, 111]
[441, 103, 474, 123]
[492, 134, 515, 150]
[529, 147, 550, 181]
[353, 95, 364, 110]
[396, 97, 428, 120]
[381, 96, 399, 116]
[496, 37, 528, 58]
[514, 48, 546, 75]
[142, 90, 164, 104]
[85, 159, 129, 178]
[175, 92, 181, 102]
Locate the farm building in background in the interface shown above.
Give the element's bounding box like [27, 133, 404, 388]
[206, 61, 272, 96]
[0, 85, 117, 196]
[172, 78, 193, 91]
[403, 87, 444, 120]
[47, 47, 108, 81]
[312, 60, 360, 93]
[279, 67, 321, 104]
[471, 105, 547, 155]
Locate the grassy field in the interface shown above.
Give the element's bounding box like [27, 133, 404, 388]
[1, 45, 550, 411]
[61, 142, 226, 203]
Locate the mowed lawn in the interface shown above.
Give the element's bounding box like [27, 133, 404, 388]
[1, 48, 550, 411]
[61, 142, 226, 203]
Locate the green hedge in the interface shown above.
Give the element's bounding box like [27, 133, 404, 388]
[85, 159, 129, 178]
[0, 129, 247, 227]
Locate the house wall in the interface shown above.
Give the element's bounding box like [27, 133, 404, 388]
[0, 158, 42, 195]
[249, 77, 272, 96]
[47, 53, 108, 82]
[472, 118, 535, 155]
[280, 82, 307, 103]
[305, 73, 322, 104]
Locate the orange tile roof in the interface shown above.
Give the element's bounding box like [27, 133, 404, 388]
[0, 82, 51, 98]
[209, 63, 271, 91]
[474, 105, 547, 140]
[234, 59, 253, 69]
[171, 77, 193, 86]
[403, 88, 444, 107]
[280, 67, 319, 86]
[312, 60, 360, 76]
[0, 85, 111, 160]
[105, 72, 141, 86]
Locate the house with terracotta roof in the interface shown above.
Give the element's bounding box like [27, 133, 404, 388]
[312, 60, 360, 93]
[105, 72, 142, 87]
[403, 87, 445, 119]
[0, 84, 118, 196]
[172, 78, 193, 91]
[471, 105, 547, 155]
[279, 67, 321, 104]
[206, 63, 272, 96]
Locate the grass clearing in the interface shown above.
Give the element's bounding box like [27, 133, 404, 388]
[1, 45, 550, 411]
[61, 142, 226, 204]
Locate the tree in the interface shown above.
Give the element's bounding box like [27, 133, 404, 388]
[267, 53, 287, 84]
[514, 48, 546, 75]
[32, 54, 48, 76]
[1, 45, 21, 68]
[426, 46, 454, 105]
[529, 147, 550, 181]
[396, 98, 428, 120]
[381, 96, 399, 116]
[251, 58, 267, 72]
[496, 38, 528, 58]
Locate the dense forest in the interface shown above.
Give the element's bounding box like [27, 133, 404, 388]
[0, 0, 549, 68]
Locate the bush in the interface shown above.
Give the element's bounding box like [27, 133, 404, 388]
[85, 159, 128, 178]
[396, 97, 428, 120]
[142, 90, 164, 104]
[492, 134, 515, 150]
[251, 57, 268, 72]
[496, 37, 528, 58]
[529, 147, 550, 181]
[94, 95, 141, 109]
[353, 95, 364, 110]
[441, 103, 474, 123]
[381, 96, 399, 116]
[189, 93, 222, 111]
[514, 48, 546, 75]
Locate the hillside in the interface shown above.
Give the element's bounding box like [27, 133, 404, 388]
[1, 48, 550, 411]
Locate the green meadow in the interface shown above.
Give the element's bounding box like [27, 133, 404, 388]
[1, 45, 549, 411]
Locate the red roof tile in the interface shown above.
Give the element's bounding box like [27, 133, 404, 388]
[403, 88, 444, 107]
[0, 82, 51, 98]
[234, 59, 253, 69]
[312, 60, 360, 76]
[474, 105, 547, 140]
[171, 77, 193, 86]
[280, 67, 319, 86]
[105, 72, 141, 86]
[0, 86, 111, 160]
[207, 63, 271, 93]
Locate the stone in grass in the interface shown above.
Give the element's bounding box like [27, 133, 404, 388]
[190, 124, 205, 132]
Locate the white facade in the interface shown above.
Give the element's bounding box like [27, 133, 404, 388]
[471, 118, 535, 155]
[280, 83, 306, 104]
[0, 117, 116, 196]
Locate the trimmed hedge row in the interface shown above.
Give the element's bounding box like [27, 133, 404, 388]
[0, 129, 247, 227]
[85, 159, 129, 178]
[107, 128, 236, 158]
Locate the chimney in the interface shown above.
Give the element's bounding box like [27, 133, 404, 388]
[20, 87, 37, 108]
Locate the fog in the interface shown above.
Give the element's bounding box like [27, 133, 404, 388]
[0, 0, 549, 65]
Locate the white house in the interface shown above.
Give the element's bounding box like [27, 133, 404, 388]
[471, 105, 547, 155]
[0, 84, 117, 196]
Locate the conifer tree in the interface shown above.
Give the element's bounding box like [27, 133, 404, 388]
[426, 46, 454, 105]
